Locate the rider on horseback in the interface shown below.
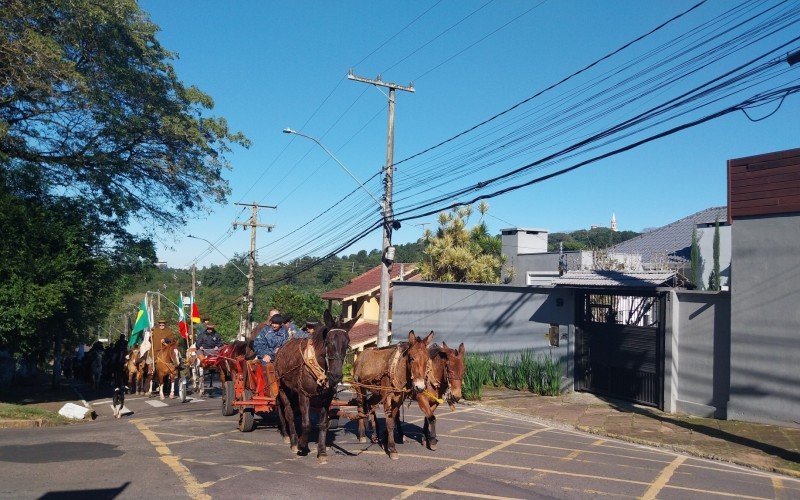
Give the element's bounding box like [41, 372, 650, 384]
[253, 314, 289, 364]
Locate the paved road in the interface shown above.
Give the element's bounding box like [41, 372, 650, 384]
[1, 382, 799, 499]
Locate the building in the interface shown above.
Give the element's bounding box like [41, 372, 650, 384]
[320, 263, 419, 351]
[727, 147, 800, 426]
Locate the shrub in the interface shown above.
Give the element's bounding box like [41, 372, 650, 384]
[463, 353, 492, 400]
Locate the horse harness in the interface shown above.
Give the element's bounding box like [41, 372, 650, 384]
[284, 329, 347, 395]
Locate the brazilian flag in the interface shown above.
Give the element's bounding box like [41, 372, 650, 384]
[128, 296, 151, 349]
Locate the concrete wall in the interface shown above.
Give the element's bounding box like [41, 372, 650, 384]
[729, 213, 800, 427]
[392, 281, 575, 387]
[668, 290, 731, 418]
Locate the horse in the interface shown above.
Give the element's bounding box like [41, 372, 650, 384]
[186, 345, 207, 395]
[352, 330, 434, 460]
[274, 311, 355, 464]
[153, 344, 180, 399]
[125, 348, 147, 394]
[409, 342, 466, 450]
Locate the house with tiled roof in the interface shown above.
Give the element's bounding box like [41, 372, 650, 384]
[321, 263, 420, 351]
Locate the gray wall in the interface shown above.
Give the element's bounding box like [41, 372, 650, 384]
[392, 282, 575, 387]
[729, 213, 800, 427]
[669, 290, 731, 418]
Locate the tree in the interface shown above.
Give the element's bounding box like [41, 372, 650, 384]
[708, 217, 722, 291]
[690, 227, 703, 290]
[0, 0, 249, 234]
[0, 0, 247, 380]
[419, 202, 503, 283]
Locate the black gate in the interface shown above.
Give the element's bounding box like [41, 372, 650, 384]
[574, 290, 665, 408]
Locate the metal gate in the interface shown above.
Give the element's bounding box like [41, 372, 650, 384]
[574, 290, 665, 408]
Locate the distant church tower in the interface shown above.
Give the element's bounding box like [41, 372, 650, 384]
[610, 212, 617, 232]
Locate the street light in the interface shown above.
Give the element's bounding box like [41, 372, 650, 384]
[283, 128, 384, 210]
[187, 234, 248, 279]
[283, 127, 396, 347]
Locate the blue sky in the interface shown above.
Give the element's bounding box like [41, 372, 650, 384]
[139, 1, 800, 268]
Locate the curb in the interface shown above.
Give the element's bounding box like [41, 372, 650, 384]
[0, 418, 44, 429]
[464, 399, 800, 479]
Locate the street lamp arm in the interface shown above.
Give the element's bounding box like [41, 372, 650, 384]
[283, 128, 384, 209]
[186, 235, 249, 279]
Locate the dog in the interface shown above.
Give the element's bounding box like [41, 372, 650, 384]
[112, 386, 125, 419]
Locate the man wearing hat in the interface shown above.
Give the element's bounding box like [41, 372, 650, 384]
[196, 321, 224, 355]
[282, 314, 301, 339]
[253, 313, 289, 364]
[296, 317, 319, 339]
[151, 317, 178, 353]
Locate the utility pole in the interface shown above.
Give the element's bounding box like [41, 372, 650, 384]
[348, 69, 414, 347]
[191, 264, 197, 346]
[233, 202, 275, 340]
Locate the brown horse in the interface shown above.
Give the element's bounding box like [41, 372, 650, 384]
[125, 348, 148, 395]
[274, 311, 355, 464]
[352, 330, 434, 460]
[409, 342, 466, 450]
[154, 345, 180, 400]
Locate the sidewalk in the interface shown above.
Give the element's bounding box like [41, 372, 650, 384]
[473, 387, 800, 477]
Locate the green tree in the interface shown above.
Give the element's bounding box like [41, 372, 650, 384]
[0, 0, 247, 380]
[0, 0, 249, 233]
[708, 217, 722, 291]
[690, 227, 703, 290]
[419, 202, 503, 283]
[267, 286, 325, 325]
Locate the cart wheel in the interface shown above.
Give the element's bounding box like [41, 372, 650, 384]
[179, 377, 188, 403]
[238, 389, 255, 432]
[222, 380, 235, 416]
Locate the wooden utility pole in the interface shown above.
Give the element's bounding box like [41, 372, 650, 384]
[233, 202, 275, 340]
[348, 70, 414, 347]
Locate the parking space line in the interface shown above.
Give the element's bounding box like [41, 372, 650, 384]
[512, 441, 671, 464]
[317, 475, 520, 499]
[475, 461, 650, 485]
[665, 484, 768, 499]
[640, 455, 686, 500]
[132, 419, 210, 500]
[393, 428, 546, 499]
[359, 450, 460, 462]
[773, 477, 785, 499]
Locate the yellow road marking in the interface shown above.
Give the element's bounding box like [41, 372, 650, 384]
[475, 461, 651, 485]
[640, 455, 686, 500]
[593, 439, 606, 446]
[133, 420, 210, 500]
[227, 438, 281, 446]
[666, 484, 768, 499]
[317, 475, 520, 499]
[449, 421, 485, 433]
[562, 450, 582, 461]
[359, 450, 459, 462]
[773, 476, 784, 499]
[393, 428, 546, 499]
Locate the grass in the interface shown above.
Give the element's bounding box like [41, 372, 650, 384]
[0, 402, 70, 425]
[464, 350, 563, 400]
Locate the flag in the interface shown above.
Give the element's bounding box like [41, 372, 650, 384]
[191, 294, 201, 324]
[178, 293, 189, 339]
[128, 296, 151, 349]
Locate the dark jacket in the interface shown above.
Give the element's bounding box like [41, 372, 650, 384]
[196, 329, 223, 350]
[253, 325, 288, 360]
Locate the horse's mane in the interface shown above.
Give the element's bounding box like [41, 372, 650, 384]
[310, 327, 327, 353]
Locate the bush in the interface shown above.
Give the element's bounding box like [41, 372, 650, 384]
[463, 350, 562, 399]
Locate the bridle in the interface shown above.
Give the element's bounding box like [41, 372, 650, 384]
[322, 328, 347, 371]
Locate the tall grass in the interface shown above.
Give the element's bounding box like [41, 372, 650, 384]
[463, 350, 563, 400]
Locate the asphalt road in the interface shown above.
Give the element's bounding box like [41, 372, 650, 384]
[1, 381, 799, 499]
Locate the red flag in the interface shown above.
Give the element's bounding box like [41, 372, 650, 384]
[178, 321, 189, 339]
[191, 302, 201, 324]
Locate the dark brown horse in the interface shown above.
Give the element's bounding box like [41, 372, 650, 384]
[274, 311, 355, 464]
[352, 330, 434, 460]
[125, 347, 148, 395]
[409, 342, 466, 450]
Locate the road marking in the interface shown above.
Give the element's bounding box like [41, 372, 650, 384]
[393, 427, 546, 499]
[773, 477, 785, 499]
[132, 420, 210, 500]
[189, 399, 205, 403]
[145, 400, 169, 408]
[640, 455, 686, 500]
[317, 475, 520, 499]
[475, 461, 650, 485]
[449, 421, 485, 433]
[360, 450, 460, 462]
